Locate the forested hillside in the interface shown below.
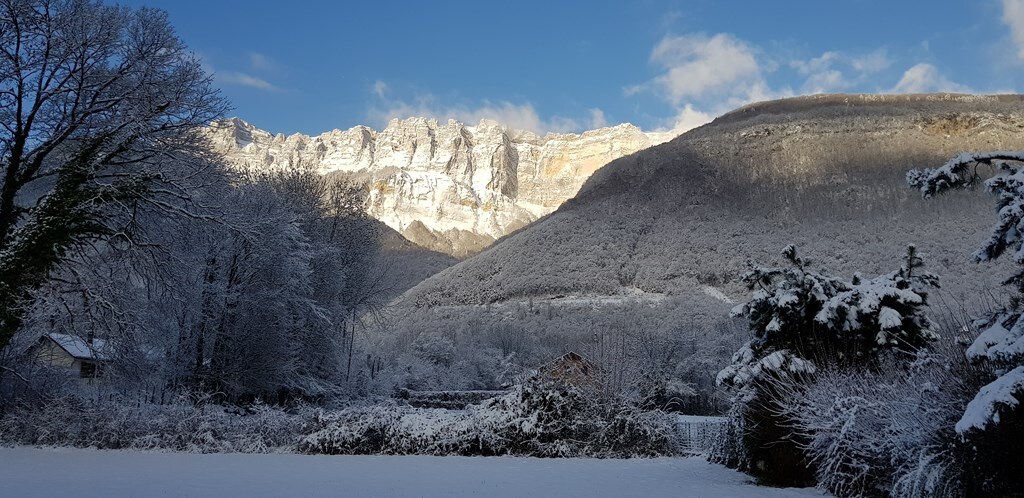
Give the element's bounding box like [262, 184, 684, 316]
[406, 94, 1024, 308]
[369, 94, 1024, 405]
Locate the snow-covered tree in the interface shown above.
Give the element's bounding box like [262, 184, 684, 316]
[908, 151, 1024, 385]
[0, 0, 226, 350]
[722, 244, 938, 380]
[716, 244, 938, 486]
[909, 151, 1024, 495]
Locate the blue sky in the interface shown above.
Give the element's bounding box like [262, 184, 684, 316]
[121, 0, 1024, 135]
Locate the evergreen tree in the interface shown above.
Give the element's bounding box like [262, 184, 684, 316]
[717, 244, 938, 486]
[909, 151, 1024, 495]
[723, 244, 938, 379]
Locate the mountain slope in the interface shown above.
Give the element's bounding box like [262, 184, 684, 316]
[209, 118, 664, 257]
[403, 94, 1024, 309]
[366, 219, 458, 301]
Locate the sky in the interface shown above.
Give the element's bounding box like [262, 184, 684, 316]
[119, 0, 1024, 136]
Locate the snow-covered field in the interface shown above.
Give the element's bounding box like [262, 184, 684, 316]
[0, 447, 824, 497]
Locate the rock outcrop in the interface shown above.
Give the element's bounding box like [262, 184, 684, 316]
[208, 118, 664, 257]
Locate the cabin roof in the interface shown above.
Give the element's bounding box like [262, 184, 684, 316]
[539, 351, 597, 373]
[43, 333, 111, 361]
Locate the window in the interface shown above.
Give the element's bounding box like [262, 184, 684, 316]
[79, 361, 102, 378]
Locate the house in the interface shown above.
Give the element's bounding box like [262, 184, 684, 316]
[29, 333, 111, 383]
[535, 351, 600, 387]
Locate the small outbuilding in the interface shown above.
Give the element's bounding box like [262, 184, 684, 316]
[29, 333, 111, 383]
[536, 351, 600, 388]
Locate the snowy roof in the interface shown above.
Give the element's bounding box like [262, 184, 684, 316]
[44, 333, 111, 361]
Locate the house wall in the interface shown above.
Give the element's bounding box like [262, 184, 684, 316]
[30, 340, 76, 369]
[540, 358, 598, 387]
[30, 339, 102, 386]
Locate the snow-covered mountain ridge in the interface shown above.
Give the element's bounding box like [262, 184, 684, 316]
[208, 117, 667, 257]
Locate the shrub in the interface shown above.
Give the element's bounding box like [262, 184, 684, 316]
[0, 394, 307, 453]
[779, 342, 984, 498]
[1, 382, 675, 458]
[298, 380, 675, 458]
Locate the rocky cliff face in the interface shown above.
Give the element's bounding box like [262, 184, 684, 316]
[208, 118, 662, 257]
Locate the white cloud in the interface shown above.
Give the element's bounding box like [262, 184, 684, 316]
[801, 70, 848, 94]
[367, 97, 584, 134]
[789, 49, 893, 94]
[216, 71, 280, 92]
[638, 33, 762, 104]
[248, 52, 275, 71]
[851, 49, 893, 74]
[630, 34, 908, 134]
[1004, 0, 1024, 60]
[672, 104, 714, 133]
[791, 53, 848, 93]
[372, 80, 389, 98]
[588, 108, 607, 129]
[659, 10, 683, 31]
[891, 63, 970, 93]
[791, 51, 841, 77]
[629, 33, 790, 134]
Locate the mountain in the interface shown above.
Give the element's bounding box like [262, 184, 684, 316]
[402, 94, 1024, 312]
[353, 217, 459, 302]
[208, 117, 666, 257]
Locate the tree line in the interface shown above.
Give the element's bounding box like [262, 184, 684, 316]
[0, 0, 387, 405]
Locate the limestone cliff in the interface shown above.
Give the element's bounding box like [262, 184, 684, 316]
[208, 118, 663, 257]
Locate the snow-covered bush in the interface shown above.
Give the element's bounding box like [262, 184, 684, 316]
[0, 394, 309, 453]
[909, 151, 1024, 495]
[1, 383, 674, 458]
[778, 341, 982, 498]
[716, 245, 939, 486]
[298, 380, 675, 458]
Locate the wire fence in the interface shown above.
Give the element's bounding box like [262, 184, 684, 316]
[674, 416, 727, 456]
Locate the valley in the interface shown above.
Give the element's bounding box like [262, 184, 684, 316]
[6, 1, 1024, 495]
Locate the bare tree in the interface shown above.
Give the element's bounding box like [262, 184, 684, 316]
[0, 0, 226, 349]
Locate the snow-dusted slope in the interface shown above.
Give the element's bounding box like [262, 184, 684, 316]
[209, 118, 665, 257]
[403, 93, 1024, 308]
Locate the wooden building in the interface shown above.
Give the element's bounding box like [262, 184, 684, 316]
[536, 351, 599, 388]
[29, 333, 111, 384]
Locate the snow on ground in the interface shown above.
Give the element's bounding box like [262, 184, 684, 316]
[701, 286, 734, 304]
[0, 447, 825, 497]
